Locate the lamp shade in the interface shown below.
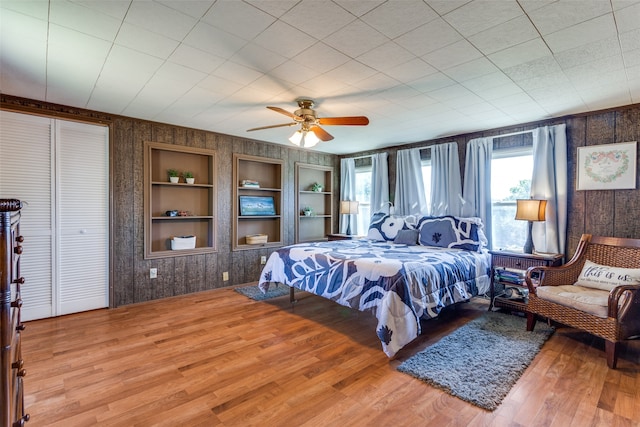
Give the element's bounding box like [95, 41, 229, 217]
[515, 199, 547, 222]
[340, 200, 359, 215]
[289, 129, 319, 148]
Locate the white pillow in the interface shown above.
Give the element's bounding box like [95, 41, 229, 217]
[574, 260, 640, 292]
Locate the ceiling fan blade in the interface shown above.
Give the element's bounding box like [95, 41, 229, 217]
[247, 122, 297, 132]
[318, 116, 369, 126]
[310, 125, 334, 141]
[267, 106, 299, 120]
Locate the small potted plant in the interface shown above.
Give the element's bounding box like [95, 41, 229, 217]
[183, 171, 195, 184]
[310, 182, 323, 192]
[302, 206, 313, 216]
[168, 169, 180, 183]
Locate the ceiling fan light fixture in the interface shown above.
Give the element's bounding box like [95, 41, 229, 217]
[289, 129, 319, 148]
[289, 130, 303, 146]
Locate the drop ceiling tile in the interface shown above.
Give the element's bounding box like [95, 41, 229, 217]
[268, 60, 321, 86]
[292, 42, 350, 74]
[422, 39, 483, 70]
[440, 91, 484, 109]
[462, 71, 514, 92]
[620, 29, 640, 52]
[124, 1, 197, 41]
[470, 82, 524, 101]
[518, 0, 556, 13]
[361, 0, 438, 39]
[351, 72, 400, 93]
[554, 36, 621, 69]
[245, 0, 298, 18]
[427, 83, 475, 102]
[502, 55, 561, 81]
[72, 0, 131, 20]
[395, 18, 463, 57]
[469, 15, 539, 55]
[201, 0, 275, 40]
[516, 72, 572, 92]
[425, 0, 473, 15]
[442, 0, 523, 37]
[212, 61, 263, 86]
[334, 0, 385, 17]
[87, 85, 135, 113]
[624, 49, 640, 67]
[2, 0, 50, 20]
[169, 44, 226, 74]
[357, 41, 415, 72]
[252, 20, 317, 59]
[323, 60, 378, 86]
[49, 0, 121, 41]
[280, 0, 356, 39]
[407, 72, 457, 93]
[99, 45, 164, 90]
[544, 14, 618, 54]
[157, 0, 214, 19]
[615, 2, 640, 32]
[527, 1, 611, 35]
[488, 37, 551, 69]
[323, 19, 388, 58]
[229, 42, 288, 73]
[184, 22, 247, 59]
[385, 58, 438, 83]
[155, 62, 207, 86]
[490, 92, 535, 109]
[115, 22, 180, 59]
[443, 57, 500, 83]
[198, 75, 242, 97]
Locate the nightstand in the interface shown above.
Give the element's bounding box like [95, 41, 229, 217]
[327, 233, 361, 241]
[489, 251, 563, 312]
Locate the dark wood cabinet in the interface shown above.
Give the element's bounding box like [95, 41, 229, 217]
[1, 199, 29, 427]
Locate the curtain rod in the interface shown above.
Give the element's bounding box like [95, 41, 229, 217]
[489, 128, 535, 140]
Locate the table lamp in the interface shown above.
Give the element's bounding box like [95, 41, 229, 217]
[340, 200, 359, 235]
[515, 199, 546, 254]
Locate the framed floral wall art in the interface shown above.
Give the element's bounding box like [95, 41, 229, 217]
[576, 141, 637, 190]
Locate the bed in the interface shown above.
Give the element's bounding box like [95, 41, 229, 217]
[258, 214, 492, 358]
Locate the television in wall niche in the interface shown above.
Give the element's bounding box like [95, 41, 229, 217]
[239, 196, 276, 216]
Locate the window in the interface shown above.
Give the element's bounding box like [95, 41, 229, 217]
[490, 146, 533, 251]
[354, 165, 372, 235]
[421, 159, 431, 215]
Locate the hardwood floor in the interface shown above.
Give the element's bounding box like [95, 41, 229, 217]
[22, 287, 640, 426]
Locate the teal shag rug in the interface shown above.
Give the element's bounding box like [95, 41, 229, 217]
[397, 311, 554, 411]
[234, 284, 289, 301]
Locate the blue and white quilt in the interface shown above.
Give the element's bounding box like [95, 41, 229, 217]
[258, 239, 491, 358]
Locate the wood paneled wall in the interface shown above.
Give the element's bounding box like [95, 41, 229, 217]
[2, 94, 638, 307]
[1, 95, 337, 307]
[342, 103, 640, 259]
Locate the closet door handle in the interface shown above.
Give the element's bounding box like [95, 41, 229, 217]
[14, 245, 23, 254]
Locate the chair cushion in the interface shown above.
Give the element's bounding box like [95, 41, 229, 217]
[536, 285, 630, 318]
[574, 259, 640, 291]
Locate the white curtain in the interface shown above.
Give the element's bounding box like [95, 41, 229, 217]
[340, 157, 357, 234]
[431, 142, 463, 216]
[462, 137, 493, 247]
[370, 152, 390, 214]
[394, 148, 427, 216]
[531, 124, 567, 254]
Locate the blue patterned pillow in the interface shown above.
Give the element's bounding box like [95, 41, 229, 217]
[367, 213, 416, 241]
[417, 216, 484, 251]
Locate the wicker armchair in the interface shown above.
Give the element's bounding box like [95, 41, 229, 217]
[525, 234, 640, 369]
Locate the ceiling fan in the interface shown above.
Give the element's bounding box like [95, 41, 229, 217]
[246, 98, 369, 148]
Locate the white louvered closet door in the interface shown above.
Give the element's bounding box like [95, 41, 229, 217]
[0, 111, 55, 320]
[0, 110, 108, 320]
[56, 120, 108, 316]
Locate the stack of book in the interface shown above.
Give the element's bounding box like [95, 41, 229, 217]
[240, 179, 259, 188]
[496, 268, 524, 286]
